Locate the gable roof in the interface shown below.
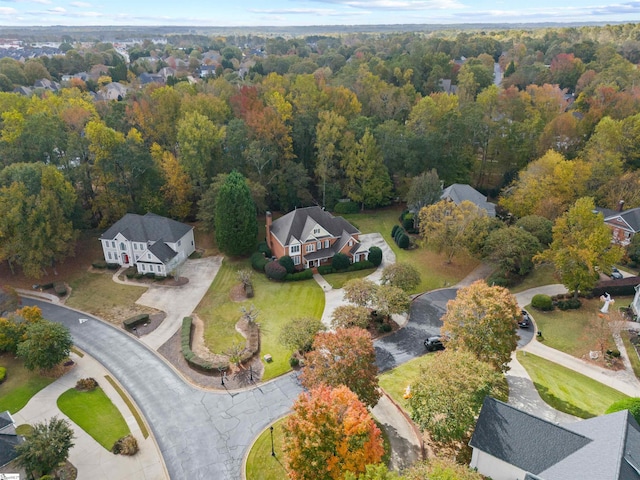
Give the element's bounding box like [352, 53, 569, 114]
[441, 184, 496, 217]
[470, 397, 591, 475]
[270, 206, 359, 247]
[100, 213, 192, 244]
[472, 397, 640, 480]
[147, 241, 178, 263]
[603, 207, 640, 233]
[0, 411, 23, 468]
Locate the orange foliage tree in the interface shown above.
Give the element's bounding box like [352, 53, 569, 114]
[283, 384, 384, 480]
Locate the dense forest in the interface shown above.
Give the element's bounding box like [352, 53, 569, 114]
[1, 23, 640, 276]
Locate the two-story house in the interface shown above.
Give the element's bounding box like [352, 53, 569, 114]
[99, 212, 195, 277]
[266, 206, 368, 269]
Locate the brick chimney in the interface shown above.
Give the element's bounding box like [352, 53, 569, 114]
[265, 211, 272, 250]
[619, 200, 625, 212]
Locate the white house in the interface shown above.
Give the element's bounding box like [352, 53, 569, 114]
[99, 212, 195, 277]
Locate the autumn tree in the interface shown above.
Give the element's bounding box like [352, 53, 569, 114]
[214, 171, 258, 256]
[483, 226, 542, 276]
[403, 456, 485, 480]
[409, 349, 502, 443]
[419, 200, 484, 263]
[17, 320, 73, 371]
[342, 279, 409, 317]
[279, 317, 325, 354]
[302, 328, 380, 407]
[405, 169, 442, 222]
[0, 306, 43, 354]
[515, 215, 554, 246]
[380, 263, 421, 292]
[284, 385, 384, 480]
[535, 197, 623, 298]
[343, 464, 402, 480]
[16, 416, 74, 478]
[150, 143, 192, 220]
[441, 280, 519, 372]
[331, 305, 371, 330]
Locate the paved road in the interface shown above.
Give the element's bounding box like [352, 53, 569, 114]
[23, 298, 302, 480]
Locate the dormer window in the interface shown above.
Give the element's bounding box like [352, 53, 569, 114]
[313, 227, 320, 235]
[290, 244, 300, 255]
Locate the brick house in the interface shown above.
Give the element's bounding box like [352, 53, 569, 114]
[597, 203, 640, 247]
[266, 206, 368, 269]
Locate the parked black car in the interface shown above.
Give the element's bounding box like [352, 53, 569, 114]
[424, 336, 445, 352]
[519, 310, 532, 328]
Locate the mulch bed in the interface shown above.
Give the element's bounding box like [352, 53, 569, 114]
[129, 312, 166, 336]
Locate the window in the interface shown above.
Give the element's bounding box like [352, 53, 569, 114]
[178, 240, 182, 246]
[120, 242, 126, 251]
[293, 256, 300, 265]
[324, 240, 329, 248]
[112, 241, 116, 248]
[317, 241, 321, 249]
[306, 244, 315, 253]
[141, 264, 146, 271]
[348, 240, 353, 246]
[313, 227, 320, 235]
[133, 243, 137, 250]
[108, 252, 112, 260]
[147, 253, 151, 259]
[290, 244, 300, 255]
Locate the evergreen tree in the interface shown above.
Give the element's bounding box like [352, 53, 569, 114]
[214, 171, 258, 256]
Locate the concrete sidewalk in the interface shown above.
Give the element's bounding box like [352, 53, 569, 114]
[12, 350, 168, 480]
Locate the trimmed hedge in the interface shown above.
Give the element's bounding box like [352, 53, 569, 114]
[318, 265, 334, 275]
[54, 282, 67, 296]
[92, 260, 108, 269]
[265, 261, 287, 281]
[391, 225, 400, 238]
[144, 272, 155, 279]
[368, 246, 383, 267]
[123, 313, 149, 329]
[532, 294, 553, 311]
[181, 317, 228, 372]
[251, 252, 268, 272]
[591, 276, 640, 297]
[332, 253, 351, 271]
[557, 298, 582, 310]
[0, 366, 5, 383]
[285, 269, 314, 281]
[106, 263, 120, 270]
[396, 233, 410, 249]
[334, 201, 360, 214]
[278, 255, 295, 274]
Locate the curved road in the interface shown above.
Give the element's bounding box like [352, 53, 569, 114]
[23, 298, 302, 480]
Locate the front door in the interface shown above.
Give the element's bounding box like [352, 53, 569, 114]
[122, 253, 129, 264]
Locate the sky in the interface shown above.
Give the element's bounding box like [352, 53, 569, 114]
[1, 0, 639, 27]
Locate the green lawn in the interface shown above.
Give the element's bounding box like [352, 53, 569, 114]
[517, 351, 628, 418]
[342, 206, 480, 293]
[379, 353, 436, 410]
[510, 264, 559, 293]
[323, 268, 374, 289]
[245, 417, 289, 480]
[532, 298, 622, 357]
[622, 331, 640, 380]
[0, 354, 56, 413]
[66, 271, 151, 323]
[197, 259, 325, 380]
[57, 386, 130, 450]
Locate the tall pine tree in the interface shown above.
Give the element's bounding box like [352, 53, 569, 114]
[214, 171, 257, 256]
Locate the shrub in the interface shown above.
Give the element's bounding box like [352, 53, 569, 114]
[606, 349, 621, 358]
[487, 271, 512, 287]
[106, 263, 120, 270]
[92, 260, 108, 269]
[75, 377, 98, 391]
[532, 294, 554, 311]
[278, 255, 295, 274]
[349, 260, 375, 271]
[144, 272, 155, 279]
[318, 265, 335, 275]
[368, 246, 383, 267]
[557, 298, 582, 310]
[265, 261, 287, 281]
[0, 366, 5, 383]
[112, 435, 139, 456]
[257, 241, 272, 258]
[402, 216, 415, 232]
[251, 252, 268, 272]
[124, 267, 137, 279]
[377, 323, 393, 333]
[154, 275, 167, 282]
[54, 282, 67, 296]
[393, 226, 404, 241]
[40, 282, 54, 290]
[391, 225, 400, 238]
[289, 356, 300, 367]
[123, 313, 149, 329]
[396, 233, 410, 249]
[285, 270, 314, 281]
[134, 273, 144, 279]
[332, 253, 351, 271]
[334, 201, 359, 214]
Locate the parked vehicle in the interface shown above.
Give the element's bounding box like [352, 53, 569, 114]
[610, 267, 623, 279]
[519, 310, 532, 328]
[424, 336, 445, 352]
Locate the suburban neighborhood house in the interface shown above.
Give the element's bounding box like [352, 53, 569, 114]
[441, 183, 496, 217]
[266, 206, 368, 269]
[470, 397, 640, 480]
[597, 203, 640, 246]
[0, 411, 23, 469]
[99, 212, 195, 277]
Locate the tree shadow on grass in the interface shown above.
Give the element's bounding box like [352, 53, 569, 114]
[532, 382, 595, 419]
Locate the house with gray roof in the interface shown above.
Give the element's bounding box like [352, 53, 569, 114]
[265, 206, 367, 269]
[99, 212, 195, 277]
[441, 183, 496, 217]
[597, 204, 640, 247]
[0, 411, 23, 468]
[470, 397, 640, 480]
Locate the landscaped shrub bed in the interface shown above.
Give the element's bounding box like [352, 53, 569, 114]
[265, 261, 287, 281]
[106, 263, 120, 270]
[317, 260, 375, 276]
[112, 434, 139, 456]
[331, 253, 351, 271]
[123, 313, 149, 329]
[251, 252, 268, 272]
[54, 282, 67, 296]
[392, 226, 410, 249]
[181, 317, 228, 372]
[92, 260, 108, 269]
[257, 241, 272, 258]
[285, 270, 314, 281]
[532, 294, 553, 311]
[75, 377, 98, 391]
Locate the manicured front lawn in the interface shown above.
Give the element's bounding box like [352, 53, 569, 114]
[66, 271, 152, 323]
[517, 351, 628, 418]
[245, 417, 288, 480]
[57, 386, 130, 450]
[197, 259, 325, 380]
[510, 264, 558, 293]
[0, 354, 56, 413]
[323, 268, 374, 289]
[379, 353, 436, 410]
[532, 298, 622, 358]
[342, 206, 479, 293]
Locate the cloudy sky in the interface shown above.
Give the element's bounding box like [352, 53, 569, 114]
[1, 0, 639, 26]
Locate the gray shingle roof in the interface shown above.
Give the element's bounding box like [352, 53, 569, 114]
[270, 207, 359, 247]
[470, 397, 591, 475]
[603, 208, 640, 233]
[0, 411, 22, 468]
[441, 183, 496, 217]
[100, 213, 192, 243]
[147, 241, 178, 263]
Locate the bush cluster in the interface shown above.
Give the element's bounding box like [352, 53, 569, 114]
[0, 366, 6, 383]
[106, 263, 120, 270]
[606, 349, 621, 358]
[125, 267, 137, 279]
[331, 253, 351, 271]
[265, 261, 287, 280]
[123, 313, 149, 329]
[257, 241, 272, 258]
[532, 294, 553, 311]
[251, 252, 268, 272]
[285, 269, 314, 281]
[144, 272, 155, 279]
[278, 255, 295, 273]
[334, 201, 359, 214]
[92, 260, 108, 269]
[75, 377, 98, 391]
[54, 282, 67, 296]
[112, 435, 139, 456]
[556, 298, 582, 310]
[40, 282, 54, 290]
[289, 356, 300, 367]
[317, 261, 374, 276]
[368, 246, 383, 267]
[181, 317, 228, 372]
[487, 271, 512, 288]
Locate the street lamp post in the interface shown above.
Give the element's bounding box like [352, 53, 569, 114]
[270, 426, 275, 457]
